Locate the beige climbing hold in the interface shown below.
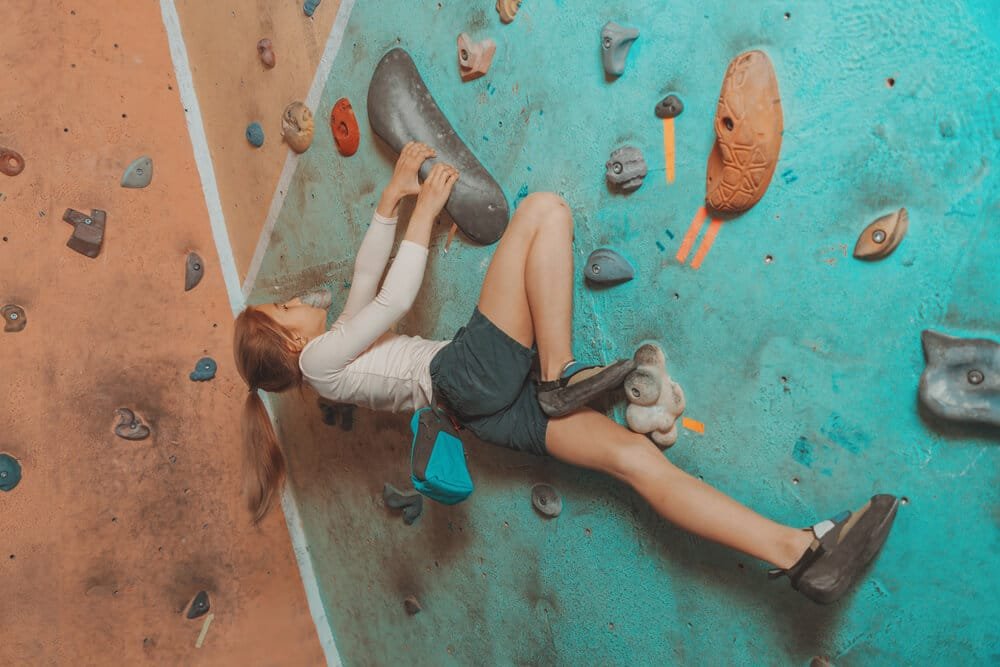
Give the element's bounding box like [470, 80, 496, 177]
[705, 50, 783, 216]
[257, 38, 275, 69]
[281, 101, 314, 154]
[457, 33, 496, 82]
[853, 208, 909, 260]
[496, 0, 522, 24]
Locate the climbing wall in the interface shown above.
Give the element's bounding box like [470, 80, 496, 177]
[245, 0, 999, 665]
[0, 1, 326, 664]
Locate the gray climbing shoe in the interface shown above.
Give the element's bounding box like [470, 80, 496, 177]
[770, 494, 900, 604]
[537, 359, 636, 418]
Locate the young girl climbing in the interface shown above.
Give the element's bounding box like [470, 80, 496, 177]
[233, 142, 899, 605]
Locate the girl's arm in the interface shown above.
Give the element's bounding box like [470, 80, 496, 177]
[338, 142, 435, 323]
[303, 163, 459, 375]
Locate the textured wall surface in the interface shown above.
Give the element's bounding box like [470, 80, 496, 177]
[0, 1, 324, 664]
[248, 1, 999, 664]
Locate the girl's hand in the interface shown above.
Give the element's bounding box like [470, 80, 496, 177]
[413, 163, 459, 219]
[388, 141, 436, 198]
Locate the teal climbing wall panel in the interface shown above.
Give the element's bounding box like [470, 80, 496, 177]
[248, 0, 999, 664]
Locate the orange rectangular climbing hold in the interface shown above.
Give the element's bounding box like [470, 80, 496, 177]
[682, 417, 705, 434]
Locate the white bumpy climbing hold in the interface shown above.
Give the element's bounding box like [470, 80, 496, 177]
[624, 343, 686, 448]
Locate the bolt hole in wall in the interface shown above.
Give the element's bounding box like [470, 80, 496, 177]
[886, 76, 896, 87]
[765, 254, 774, 264]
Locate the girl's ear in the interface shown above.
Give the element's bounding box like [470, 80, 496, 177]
[921, 329, 951, 363]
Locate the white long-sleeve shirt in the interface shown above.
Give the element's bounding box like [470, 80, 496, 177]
[298, 211, 449, 412]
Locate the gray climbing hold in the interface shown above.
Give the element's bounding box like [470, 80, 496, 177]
[919, 330, 1000, 428]
[189, 357, 217, 382]
[531, 483, 562, 518]
[62, 208, 106, 258]
[121, 156, 153, 188]
[601, 22, 639, 77]
[184, 253, 204, 292]
[605, 146, 647, 193]
[368, 48, 509, 245]
[383, 482, 423, 525]
[584, 248, 634, 285]
[299, 289, 332, 309]
[303, 0, 321, 16]
[246, 122, 264, 147]
[655, 94, 684, 119]
[0, 453, 22, 492]
[2, 304, 26, 333]
[403, 595, 422, 615]
[318, 398, 354, 431]
[186, 590, 210, 619]
[114, 408, 151, 441]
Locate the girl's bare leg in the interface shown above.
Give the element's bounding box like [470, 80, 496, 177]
[477, 191, 811, 567]
[477, 192, 575, 381]
[546, 410, 813, 568]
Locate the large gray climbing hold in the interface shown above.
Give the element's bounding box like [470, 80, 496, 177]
[601, 22, 639, 77]
[624, 343, 686, 449]
[605, 146, 647, 193]
[919, 330, 1000, 428]
[584, 248, 634, 285]
[121, 156, 153, 188]
[367, 48, 509, 245]
[184, 253, 204, 292]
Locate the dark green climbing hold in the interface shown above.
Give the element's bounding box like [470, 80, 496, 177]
[190, 357, 217, 382]
[0, 453, 22, 492]
[383, 482, 423, 525]
[303, 0, 322, 16]
[186, 590, 210, 619]
[246, 122, 264, 147]
[121, 156, 153, 188]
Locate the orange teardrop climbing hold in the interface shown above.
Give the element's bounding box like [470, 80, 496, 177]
[331, 98, 360, 156]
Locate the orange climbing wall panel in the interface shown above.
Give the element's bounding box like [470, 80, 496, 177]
[0, 2, 324, 664]
[173, 0, 342, 282]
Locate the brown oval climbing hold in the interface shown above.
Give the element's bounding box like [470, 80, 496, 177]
[0, 147, 25, 176]
[853, 208, 908, 260]
[330, 98, 360, 156]
[495, 0, 521, 24]
[2, 304, 26, 332]
[257, 38, 275, 68]
[281, 101, 314, 154]
[403, 595, 422, 615]
[114, 408, 151, 441]
[705, 50, 783, 216]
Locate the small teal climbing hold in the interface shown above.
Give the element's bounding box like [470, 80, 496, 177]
[246, 122, 264, 147]
[303, 0, 322, 16]
[120, 156, 153, 188]
[0, 453, 22, 492]
[584, 248, 635, 285]
[190, 357, 217, 382]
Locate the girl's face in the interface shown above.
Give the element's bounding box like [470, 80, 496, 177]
[255, 297, 328, 348]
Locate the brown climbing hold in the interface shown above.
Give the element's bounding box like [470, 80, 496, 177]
[281, 101, 314, 154]
[0, 147, 25, 176]
[257, 38, 275, 69]
[457, 33, 496, 82]
[403, 596, 422, 615]
[853, 208, 909, 260]
[62, 208, 106, 258]
[705, 50, 783, 216]
[330, 98, 360, 156]
[2, 304, 26, 333]
[114, 408, 151, 441]
[495, 0, 521, 23]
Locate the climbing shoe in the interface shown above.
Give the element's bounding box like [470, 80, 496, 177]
[769, 494, 900, 604]
[537, 359, 636, 418]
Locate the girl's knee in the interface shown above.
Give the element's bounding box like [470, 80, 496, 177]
[606, 433, 673, 482]
[518, 192, 573, 229]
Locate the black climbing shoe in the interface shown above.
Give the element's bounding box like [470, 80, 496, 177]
[770, 494, 900, 604]
[537, 359, 636, 418]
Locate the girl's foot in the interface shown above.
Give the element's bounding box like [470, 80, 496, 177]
[537, 359, 636, 417]
[770, 494, 900, 604]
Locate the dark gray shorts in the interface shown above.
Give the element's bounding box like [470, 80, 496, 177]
[429, 308, 549, 456]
